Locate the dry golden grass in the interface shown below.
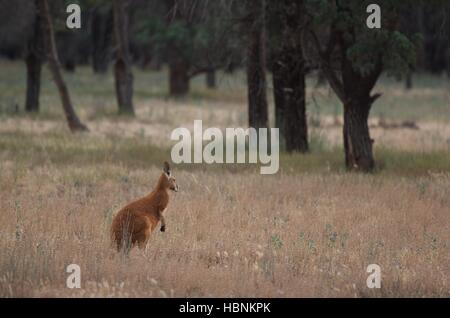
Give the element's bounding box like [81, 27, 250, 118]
[0, 153, 449, 297]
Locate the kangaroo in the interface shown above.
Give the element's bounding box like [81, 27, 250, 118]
[111, 162, 178, 252]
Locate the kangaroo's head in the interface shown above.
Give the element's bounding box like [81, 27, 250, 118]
[160, 161, 178, 192]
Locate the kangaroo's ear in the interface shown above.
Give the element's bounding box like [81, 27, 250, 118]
[163, 161, 171, 176]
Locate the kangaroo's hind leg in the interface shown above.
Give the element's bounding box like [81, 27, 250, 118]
[138, 218, 160, 250]
[136, 225, 153, 250]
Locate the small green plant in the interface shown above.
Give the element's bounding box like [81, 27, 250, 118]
[270, 234, 283, 249]
[298, 232, 317, 253]
[325, 223, 338, 247]
[416, 180, 429, 196]
[323, 224, 349, 249]
[120, 175, 130, 184]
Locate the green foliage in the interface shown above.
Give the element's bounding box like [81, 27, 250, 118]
[306, 0, 422, 80]
[382, 31, 417, 77]
[133, 0, 240, 68]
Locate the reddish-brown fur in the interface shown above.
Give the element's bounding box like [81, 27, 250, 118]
[111, 162, 178, 252]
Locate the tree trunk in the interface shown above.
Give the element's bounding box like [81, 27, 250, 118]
[91, 6, 112, 74]
[25, 53, 42, 112]
[272, 58, 286, 148]
[338, 20, 380, 172]
[37, 0, 88, 132]
[445, 47, 450, 78]
[63, 59, 76, 73]
[112, 0, 134, 115]
[273, 50, 308, 153]
[283, 52, 308, 153]
[343, 99, 374, 172]
[165, 0, 190, 97]
[274, 0, 308, 153]
[316, 71, 326, 87]
[206, 69, 216, 89]
[405, 71, 413, 90]
[169, 56, 190, 96]
[246, 0, 268, 129]
[25, 12, 43, 113]
[56, 32, 78, 73]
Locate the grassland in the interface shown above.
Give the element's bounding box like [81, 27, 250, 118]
[0, 60, 449, 297]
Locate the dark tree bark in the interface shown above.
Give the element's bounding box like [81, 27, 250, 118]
[36, 0, 88, 132]
[25, 11, 43, 113]
[340, 45, 381, 172]
[272, 57, 285, 146]
[63, 60, 75, 72]
[25, 52, 42, 112]
[316, 71, 326, 87]
[283, 51, 308, 153]
[206, 69, 216, 89]
[91, 6, 113, 74]
[445, 47, 450, 78]
[405, 71, 413, 90]
[168, 54, 190, 96]
[112, 0, 134, 115]
[245, 0, 268, 129]
[165, 0, 190, 97]
[399, 6, 415, 90]
[55, 32, 78, 73]
[272, 0, 308, 153]
[343, 99, 374, 171]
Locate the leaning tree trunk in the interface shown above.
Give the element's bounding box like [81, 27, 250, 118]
[36, 0, 88, 132]
[25, 11, 43, 113]
[246, 0, 268, 129]
[112, 0, 134, 115]
[343, 98, 375, 172]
